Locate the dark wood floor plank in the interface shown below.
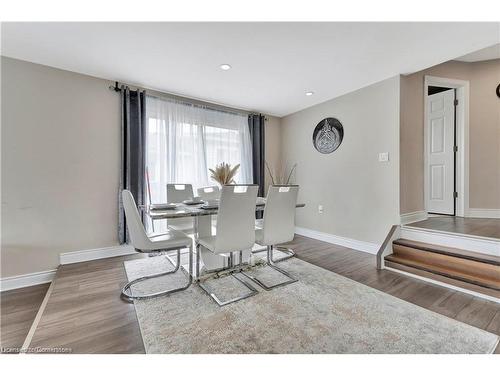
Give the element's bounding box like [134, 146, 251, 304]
[28, 253, 146, 354]
[407, 217, 500, 240]
[454, 297, 499, 331]
[1, 283, 50, 350]
[486, 310, 500, 336]
[429, 291, 475, 319]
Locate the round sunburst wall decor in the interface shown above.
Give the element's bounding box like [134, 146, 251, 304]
[312, 117, 344, 154]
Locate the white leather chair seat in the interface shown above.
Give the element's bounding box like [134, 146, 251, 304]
[145, 229, 192, 251]
[197, 235, 217, 251]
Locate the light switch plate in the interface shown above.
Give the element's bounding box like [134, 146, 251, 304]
[378, 152, 389, 162]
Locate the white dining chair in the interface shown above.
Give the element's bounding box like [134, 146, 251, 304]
[167, 183, 194, 203]
[241, 185, 299, 290]
[196, 184, 259, 306]
[253, 213, 295, 262]
[121, 190, 193, 301]
[166, 183, 195, 233]
[197, 185, 220, 200]
[197, 185, 220, 229]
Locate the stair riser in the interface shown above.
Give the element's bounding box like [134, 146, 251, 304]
[392, 245, 500, 284]
[386, 254, 500, 290]
[393, 239, 500, 266]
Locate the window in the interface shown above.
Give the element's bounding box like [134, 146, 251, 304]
[145, 96, 253, 206]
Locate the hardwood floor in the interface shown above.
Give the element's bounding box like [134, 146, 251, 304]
[2, 234, 499, 353]
[407, 217, 500, 239]
[27, 253, 147, 354]
[1, 283, 50, 351]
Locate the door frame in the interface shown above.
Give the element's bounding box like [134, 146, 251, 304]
[424, 75, 469, 217]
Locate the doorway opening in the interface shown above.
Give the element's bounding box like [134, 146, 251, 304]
[424, 76, 469, 218]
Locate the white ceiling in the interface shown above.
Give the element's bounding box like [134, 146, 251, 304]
[455, 43, 500, 62]
[1, 22, 499, 116]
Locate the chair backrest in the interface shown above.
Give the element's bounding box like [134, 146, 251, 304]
[197, 185, 220, 200]
[122, 190, 150, 250]
[261, 185, 299, 245]
[166, 184, 194, 203]
[214, 184, 258, 253]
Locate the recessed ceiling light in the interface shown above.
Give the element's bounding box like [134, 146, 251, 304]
[305, 91, 314, 96]
[220, 64, 231, 71]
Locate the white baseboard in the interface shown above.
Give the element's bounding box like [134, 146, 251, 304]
[385, 266, 499, 304]
[0, 269, 57, 292]
[400, 211, 428, 225]
[59, 244, 136, 265]
[295, 227, 379, 254]
[400, 226, 500, 257]
[467, 208, 500, 219]
[1, 245, 136, 292]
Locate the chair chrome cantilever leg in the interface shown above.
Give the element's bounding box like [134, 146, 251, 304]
[241, 245, 298, 291]
[121, 244, 193, 302]
[197, 250, 258, 307]
[252, 245, 295, 262]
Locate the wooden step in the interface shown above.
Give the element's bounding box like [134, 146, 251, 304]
[384, 260, 500, 299]
[385, 238, 500, 293]
[392, 238, 500, 265]
[391, 244, 499, 281]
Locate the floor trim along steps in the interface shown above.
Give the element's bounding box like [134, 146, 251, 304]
[385, 266, 500, 304]
[400, 226, 500, 257]
[295, 227, 379, 254]
[19, 278, 56, 354]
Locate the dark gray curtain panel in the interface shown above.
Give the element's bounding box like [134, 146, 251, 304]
[248, 114, 265, 197]
[119, 86, 146, 244]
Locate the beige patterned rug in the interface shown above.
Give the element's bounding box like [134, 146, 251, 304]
[124, 254, 499, 354]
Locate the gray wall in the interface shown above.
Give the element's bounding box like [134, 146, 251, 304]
[1, 57, 282, 279]
[1, 57, 121, 278]
[281, 76, 400, 245]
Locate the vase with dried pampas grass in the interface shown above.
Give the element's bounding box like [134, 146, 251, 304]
[265, 161, 297, 185]
[209, 162, 240, 186]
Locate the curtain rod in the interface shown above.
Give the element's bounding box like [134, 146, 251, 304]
[109, 81, 261, 118]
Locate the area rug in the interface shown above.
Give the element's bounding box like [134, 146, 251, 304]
[123, 254, 499, 354]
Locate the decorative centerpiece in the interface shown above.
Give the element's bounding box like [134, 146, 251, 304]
[209, 162, 240, 186]
[265, 161, 297, 185]
[312, 117, 344, 154]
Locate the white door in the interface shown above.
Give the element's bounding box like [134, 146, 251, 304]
[426, 89, 455, 215]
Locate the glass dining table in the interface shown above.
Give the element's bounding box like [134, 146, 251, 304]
[143, 197, 305, 277]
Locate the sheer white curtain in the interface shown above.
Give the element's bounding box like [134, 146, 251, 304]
[145, 96, 253, 206]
